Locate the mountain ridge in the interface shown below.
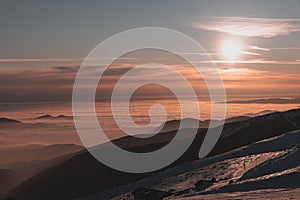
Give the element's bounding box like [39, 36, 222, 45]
[4, 108, 300, 200]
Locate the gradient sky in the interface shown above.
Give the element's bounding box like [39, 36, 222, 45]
[1, 0, 300, 102]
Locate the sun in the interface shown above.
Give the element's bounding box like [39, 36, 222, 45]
[221, 39, 242, 60]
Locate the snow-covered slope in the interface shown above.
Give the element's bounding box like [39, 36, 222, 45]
[82, 130, 300, 200]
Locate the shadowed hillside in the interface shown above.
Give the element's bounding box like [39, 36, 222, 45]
[5, 109, 300, 200]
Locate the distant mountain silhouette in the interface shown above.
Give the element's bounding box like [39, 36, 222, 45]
[0, 118, 21, 124]
[34, 114, 73, 120]
[226, 98, 300, 104]
[154, 116, 250, 133]
[5, 109, 300, 200]
[245, 109, 278, 117]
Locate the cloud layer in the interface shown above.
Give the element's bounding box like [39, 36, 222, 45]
[193, 17, 300, 38]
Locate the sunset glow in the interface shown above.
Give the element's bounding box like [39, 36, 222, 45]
[221, 39, 242, 60]
[1, 1, 300, 199]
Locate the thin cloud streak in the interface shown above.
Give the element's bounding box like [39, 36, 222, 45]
[198, 59, 300, 65]
[0, 57, 136, 63]
[272, 47, 300, 50]
[248, 46, 270, 51]
[193, 17, 300, 38]
[0, 58, 83, 63]
[242, 51, 261, 56]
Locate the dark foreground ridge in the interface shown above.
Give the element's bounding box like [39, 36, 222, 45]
[4, 109, 300, 200]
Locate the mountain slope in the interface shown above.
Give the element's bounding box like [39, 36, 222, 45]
[5, 109, 300, 200]
[0, 144, 82, 168]
[0, 144, 83, 194]
[0, 169, 16, 194]
[90, 130, 300, 199]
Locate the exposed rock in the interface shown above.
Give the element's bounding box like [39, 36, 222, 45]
[195, 179, 214, 190]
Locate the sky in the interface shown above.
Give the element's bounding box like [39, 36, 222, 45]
[1, 0, 300, 102]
